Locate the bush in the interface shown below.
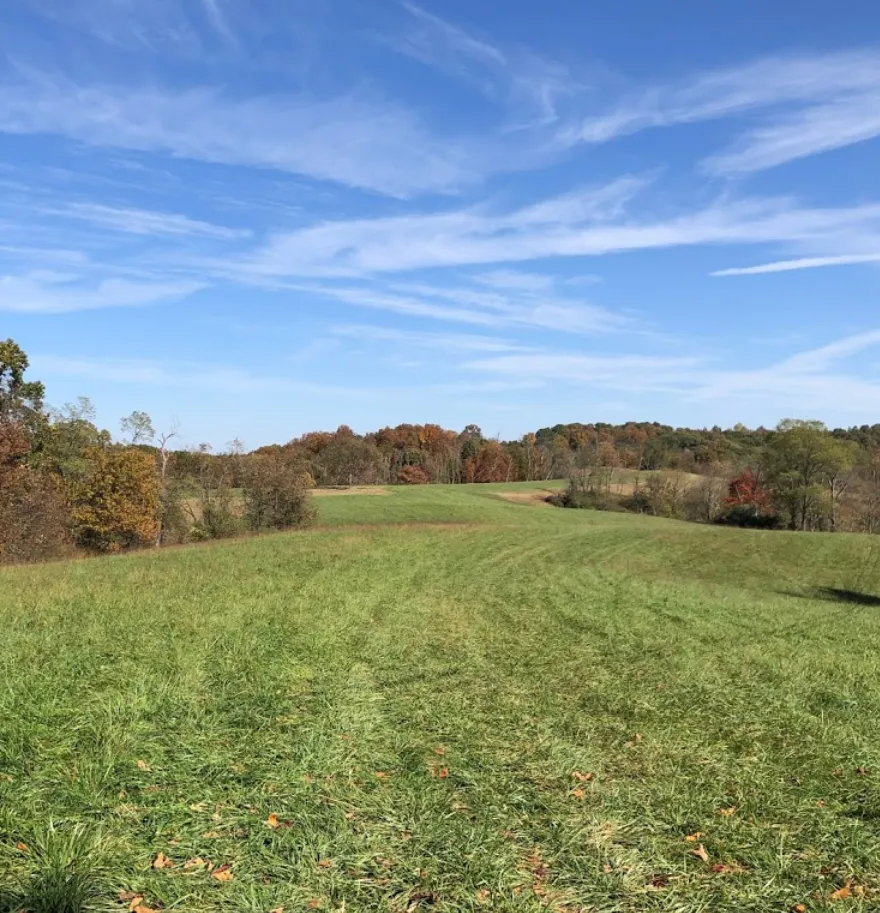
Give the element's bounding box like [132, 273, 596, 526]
[242, 455, 315, 532]
[717, 505, 780, 529]
[70, 446, 160, 552]
[398, 465, 430, 485]
[0, 470, 72, 564]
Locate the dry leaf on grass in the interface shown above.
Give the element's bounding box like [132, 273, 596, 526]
[307, 899, 322, 909]
[183, 857, 207, 870]
[685, 832, 703, 842]
[344, 811, 356, 820]
[15, 841, 28, 853]
[572, 771, 593, 782]
[719, 806, 737, 817]
[152, 853, 174, 870]
[374, 771, 389, 780]
[201, 830, 220, 839]
[433, 747, 446, 756]
[830, 881, 852, 900]
[317, 859, 333, 869]
[267, 814, 280, 830]
[212, 864, 234, 882]
[689, 844, 710, 863]
[269, 908, 284, 913]
[571, 788, 585, 800]
[792, 905, 807, 913]
[136, 760, 151, 772]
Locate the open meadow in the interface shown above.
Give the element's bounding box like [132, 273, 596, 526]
[1, 482, 879, 912]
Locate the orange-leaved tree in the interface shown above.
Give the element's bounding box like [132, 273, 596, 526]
[71, 446, 160, 551]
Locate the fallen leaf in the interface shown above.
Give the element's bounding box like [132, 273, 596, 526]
[689, 844, 710, 863]
[602, 863, 614, 874]
[649, 873, 671, 888]
[433, 747, 446, 756]
[475, 888, 491, 903]
[856, 767, 868, 776]
[685, 832, 704, 842]
[832, 768, 844, 777]
[719, 806, 737, 817]
[374, 771, 389, 780]
[201, 831, 220, 839]
[344, 811, 356, 820]
[183, 857, 206, 870]
[15, 841, 28, 853]
[307, 901, 321, 910]
[792, 905, 807, 913]
[830, 881, 852, 900]
[317, 859, 333, 869]
[572, 771, 593, 782]
[152, 853, 174, 870]
[212, 864, 233, 882]
[133, 905, 159, 913]
[118, 892, 139, 903]
[136, 760, 151, 772]
[267, 814, 280, 830]
[269, 908, 284, 913]
[436, 767, 449, 779]
[571, 788, 585, 800]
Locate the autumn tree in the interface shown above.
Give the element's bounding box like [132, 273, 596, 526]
[70, 446, 160, 551]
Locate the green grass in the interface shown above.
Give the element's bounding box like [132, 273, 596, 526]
[1, 482, 879, 912]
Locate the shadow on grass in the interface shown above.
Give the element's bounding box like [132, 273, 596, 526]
[784, 587, 880, 607]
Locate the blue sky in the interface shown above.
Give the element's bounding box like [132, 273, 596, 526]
[2, 0, 880, 447]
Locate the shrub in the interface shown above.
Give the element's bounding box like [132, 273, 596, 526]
[241, 455, 315, 532]
[717, 505, 780, 529]
[70, 446, 160, 552]
[0, 470, 72, 564]
[398, 465, 430, 485]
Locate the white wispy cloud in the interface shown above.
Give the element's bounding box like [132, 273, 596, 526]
[200, 0, 236, 45]
[468, 352, 704, 392]
[467, 329, 880, 418]
[331, 324, 536, 353]
[392, 2, 570, 124]
[713, 253, 880, 276]
[31, 353, 367, 397]
[472, 270, 556, 291]
[52, 203, 251, 240]
[229, 184, 880, 278]
[562, 48, 880, 172]
[0, 271, 204, 313]
[0, 77, 474, 197]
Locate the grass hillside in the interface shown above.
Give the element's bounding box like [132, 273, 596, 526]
[1, 483, 879, 912]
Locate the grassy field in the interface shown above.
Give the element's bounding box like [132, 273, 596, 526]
[1, 482, 879, 912]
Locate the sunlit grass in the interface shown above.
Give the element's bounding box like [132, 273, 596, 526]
[1, 483, 878, 911]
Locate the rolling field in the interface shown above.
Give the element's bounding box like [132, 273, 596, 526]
[1, 482, 879, 912]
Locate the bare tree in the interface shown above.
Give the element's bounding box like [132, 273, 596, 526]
[155, 422, 180, 546]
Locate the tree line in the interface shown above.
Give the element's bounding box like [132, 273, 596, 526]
[3, 337, 880, 563]
[0, 340, 313, 563]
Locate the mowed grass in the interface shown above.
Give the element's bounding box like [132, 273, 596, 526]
[1, 483, 879, 912]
